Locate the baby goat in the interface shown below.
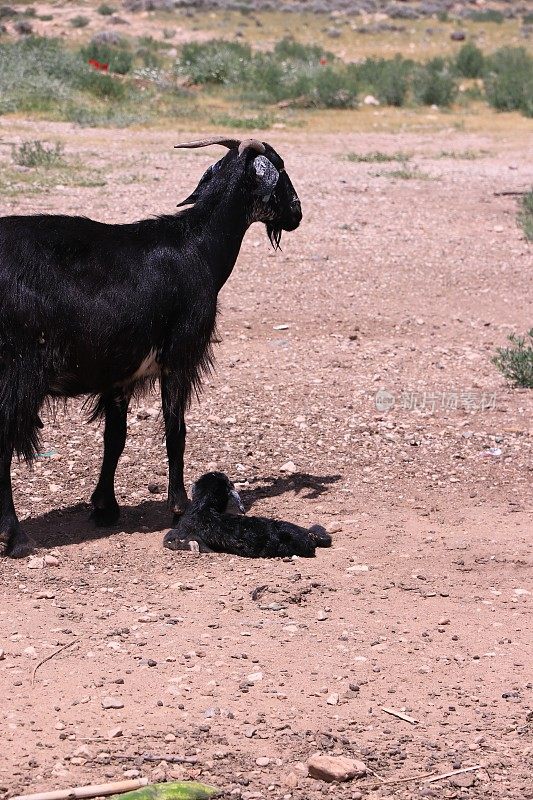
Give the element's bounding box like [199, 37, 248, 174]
[0, 137, 301, 557]
[163, 472, 332, 558]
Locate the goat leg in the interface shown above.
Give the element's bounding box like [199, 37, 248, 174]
[0, 451, 32, 558]
[161, 380, 189, 522]
[90, 392, 129, 527]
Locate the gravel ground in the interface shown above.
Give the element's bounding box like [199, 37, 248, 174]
[0, 122, 532, 800]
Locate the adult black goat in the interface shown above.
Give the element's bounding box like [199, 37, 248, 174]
[0, 137, 302, 558]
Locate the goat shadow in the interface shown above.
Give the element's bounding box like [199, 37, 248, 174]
[22, 472, 342, 551]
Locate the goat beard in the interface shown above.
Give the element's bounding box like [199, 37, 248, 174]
[266, 223, 282, 250]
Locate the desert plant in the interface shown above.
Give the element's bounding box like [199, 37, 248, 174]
[468, 9, 504, 23]
[484, 47, 533, 116]
[97, 3, 116, 15]
[353, 55, 413, 106]
[518, 190, 533, 241]
[347, 151, 410, 163]
[82, 40, 133, 74]
[493, 330, 533, 388]
[455, 42, 485, 78]
[413, 58, 457, 106]
[70, 15, 90, 28]
[178, 40, 252, 84]
[12, 139, 64, 167]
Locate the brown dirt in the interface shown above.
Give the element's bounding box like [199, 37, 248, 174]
[0, 122, 532, 800]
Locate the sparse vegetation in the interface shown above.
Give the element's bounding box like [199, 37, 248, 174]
[347, 151, 410, 163]
[70, 15, 90, 28]
[210, 112, 273, 129]
[375, 166, 433, 180]
[467, 9, 505, 24]
[12, 140, 64, 168]
[454, 43, 485, 78]
[434, 149, 489, 160]
[412, 58, 457, 106]
[97, 3, 116, 15]
[484, 47, 533, 117]
[518, 190, 533, 242]
[81, 39, 134, 75]
[493, 330, 533, 388]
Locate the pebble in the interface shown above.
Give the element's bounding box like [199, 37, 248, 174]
[108, 727, 123, 739]
[247, 671, 263, 683]
[317, 610, 328, 621]
[256, 757, 270, 767]
[326, 693, 339, 705]
[326, 521, 342, 534]
[279, 460, 297, 474]
[101, 696, 124, 710]
[0, 649, 5, 660]
[308, 753, 366, 783]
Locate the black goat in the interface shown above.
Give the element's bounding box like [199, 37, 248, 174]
[163, 472, 332, 558]
[0, 136, 302, 558]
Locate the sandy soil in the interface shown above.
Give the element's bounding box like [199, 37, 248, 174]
[0, 122, 532, 800]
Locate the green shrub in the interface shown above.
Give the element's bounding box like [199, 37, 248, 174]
[523, 13, 533, 24]
[81, 40, 133, 75]
[493, 330, 533, 388]
[468, 9, 504, 23]
[353, 56, 413, 106]
[70, 15, 90, 28]
[455, 42, 485, 78]
[273, 37, 329, 63]
[210, 112, 272, 129]
[518, 190, 533, 241]
[97, 3, 116, 15]
[178, 40, 252, 84]
[413, 58, 457, 105]
[12, 140, 64, 167]
[484, 47, 533, 116]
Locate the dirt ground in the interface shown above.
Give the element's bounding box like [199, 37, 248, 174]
[0, 121, 532, 800]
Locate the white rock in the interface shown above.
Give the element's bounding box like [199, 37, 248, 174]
[280, 460, 297, 474]
[363, 94, 380, 106]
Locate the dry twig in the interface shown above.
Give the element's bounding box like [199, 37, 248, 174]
[12, 777, 148, 800]
[381, 707, 418, 725]
[423, 764, 484, 784]
[32, 639, 81, 686]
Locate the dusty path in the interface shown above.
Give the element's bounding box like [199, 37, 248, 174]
[0, 123, 532, 799]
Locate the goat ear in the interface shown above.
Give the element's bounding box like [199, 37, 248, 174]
[252, 155, 279, 202]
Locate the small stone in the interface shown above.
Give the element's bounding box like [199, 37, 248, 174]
[280, 460, 297, 474]
[108, 727, 123, 739]
[347, 564, 369, 573]
[363, 94, 380, 106]
[438, 618, 450, 626]
[317, 610, 328, 621]
[450, 31, 466, 41]
[256, 757, 270, 767]
[326, 693, 339, 705]
[101, 696, 124, 710]
[326, 521, 342, 534]
[44, 554, 59, 566]
[283, 772, 299, 789]
[147, 483, 160, 494]
[247, 671, 263, 683]
[27, 557, 44, 570]
[0, 649, 5, 660]
[308, 753, 366, 783]
[242, 725, 256, 738]
[450, 773, 476, 788]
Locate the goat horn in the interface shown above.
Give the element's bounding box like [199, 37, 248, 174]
[174, 137, 241, 150]
[238, 139, 266, 156]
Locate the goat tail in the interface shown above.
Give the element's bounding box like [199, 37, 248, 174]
[0, 353, 46, 461]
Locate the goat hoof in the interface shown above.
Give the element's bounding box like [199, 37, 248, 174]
[4, 530, 33, 559]
[90, 504, 120, 527]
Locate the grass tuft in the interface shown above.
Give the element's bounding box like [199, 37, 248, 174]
[493, 330, 533, 388]
[518, 190, 533, 242]
[347, 151, 410, 163]
[12, 140, 65, 167]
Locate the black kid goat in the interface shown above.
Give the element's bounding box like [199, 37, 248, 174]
[0, 137, 302, 558]
[163, 472, 332, 558]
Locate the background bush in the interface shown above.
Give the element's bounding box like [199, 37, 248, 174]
[484, 47, 533, 116]
[455, 43, 485, 78]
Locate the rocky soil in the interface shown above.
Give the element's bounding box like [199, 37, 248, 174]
[0, 122, 532, 800]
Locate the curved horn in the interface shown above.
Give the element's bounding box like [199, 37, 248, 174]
[238, 139, 266, 157]
[174, 137, 241, 150]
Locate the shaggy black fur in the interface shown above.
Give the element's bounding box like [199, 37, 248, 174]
[0, 141, 301, 558]
[163, 472, 332, 558]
